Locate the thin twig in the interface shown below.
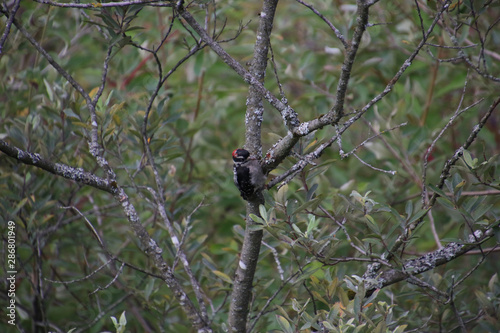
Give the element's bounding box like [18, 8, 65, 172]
[45, 259, 114, 284]
[427, 209, 442, 249]
[295, 0, 348, 48]
[353, 153, 396, 175]
[138, 38, 210, 326]
[0, 0, 21, 54]
[262, 241, 284, 281]
[422, 73, 478, 204]
[448, 278, 467, 333]
[341, 122, 408, 159]
[267, 1, 451, 189]
[90, 262, 125, 295]
[376, 96, 500, 275]
[247, 271, 301, 333]
[33, 0, 169, 8]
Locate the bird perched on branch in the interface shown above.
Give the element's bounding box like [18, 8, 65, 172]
[232, 148, 266, 202]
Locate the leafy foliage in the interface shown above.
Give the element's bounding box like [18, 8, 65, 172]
[1, 1, 499, 332]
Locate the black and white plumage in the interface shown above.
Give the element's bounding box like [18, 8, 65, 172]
[232, 148, 266, 202]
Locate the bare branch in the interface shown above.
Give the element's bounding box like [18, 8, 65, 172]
[364, 228, 496, 295]
[32, 0, 170, 8]
[432, 97, 500, 201]
[45, 258, 114, 285]
[0, 140, 116, 194]
[329, 0, 373, 123]
[0, 0, 21, 54]
[295, 0, 348, 48]
[341, 121, 408, 159]
[90, 262, 125, 295]
[262, 241, 284, 281]
[422, 75, 481, 203]
[176, 3, 300, 133]
[267, 0, 452, 188]
[367, 95, 500, 278]
[2, 8, 211, 329]
[0, 141, 211, 332]
[135, 12, 210, 324]
[352, 153, 396, 175]
[247, 271, 301, 333]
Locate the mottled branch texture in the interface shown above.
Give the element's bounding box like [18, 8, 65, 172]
[0, 140, 116, 194]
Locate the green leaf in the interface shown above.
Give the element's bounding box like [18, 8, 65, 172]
[276, 305, 291, 320]
[436, 196, 455, 210]
[306, 165, 331, 180]
[364, 214, 380, 234]
[462, 150, 475, 168]
[455, 179, 466, 190]
[144, 278, 155, 301]
[124, 26, 144, 33]
[471, 203, 493, 221]
[427, 183, 448, 198]
[386, 205, 405, 223]
[362, 237, 383, 245]
[322, 321, 336, 330]
[276, 315, 293, 333]
[286, 199, 298, 217]
[110, 311, 127, 333]
[350, 190, 363, 202]
[373, 320, 387, 333]
[407, 208, 428, 225]
[194, 51, 205, 76]
[276, 184, 288, 205]
[306, 183, 318, 201]
[63, 108, 81, 120]
[212, 270, 233, 284]
[407, 126, 427, 155]
[248, 223, 264, 231]
[392, 325, 408, 333]
[474, 290, 495, 315]
[249, 214, 264, 224]
[405, 200, 413, 218]
[43, 78, 54, 101]
[488, 273, 498, 292]
[119, 311, 127, 326]
[292, 196, 323, 215]
[338, 287, 350, 307]
[12, 197, 29, 215]
[259, 205, 268, 222]
[291, 298, 301, 312]
[292, 223, 302, 235]
[306, 215, 319, 237]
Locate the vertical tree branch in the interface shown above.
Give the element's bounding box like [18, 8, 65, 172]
[267, 0, 451, 188]
[263, 0, 377, 174]
[228, 1, 279, 332]
[137, 12, 209, 320]
[329, 0, 372, 123]
[0, 0, 21, 54]
[176, 4, 297, 125]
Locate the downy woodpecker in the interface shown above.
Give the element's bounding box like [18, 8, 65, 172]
[232, 148, 266, 202]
